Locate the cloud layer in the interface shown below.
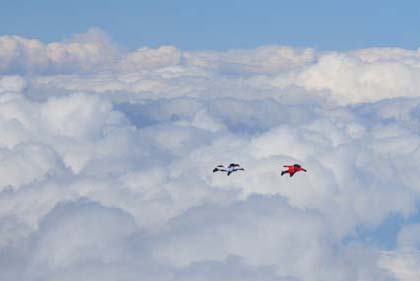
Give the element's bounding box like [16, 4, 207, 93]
[0, 29, 420, 281]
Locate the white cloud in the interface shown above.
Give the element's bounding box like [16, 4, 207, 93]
[119, 46, 182, 71]
[183, 46, 316, 74]
[0, 75, 26, 93]
[296, 52, 420, 104]
[380, 249, 420, 281]
[379, 224, 420, 281]
[2, 29, 420, 280]
[0, 28, 117, 75]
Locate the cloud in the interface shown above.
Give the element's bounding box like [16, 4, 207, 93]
[119, 46, 182, 71]
[171, 255, 300, 281]
[0, 75, 26, 94]
[182, 46, 316, 74]
[379, 224, 420, 281]
[2, 29, 420, 106]
[296, 51, 420, 104]
[30, 200, 138, 266]
[152, 195, 356, 280]
[0, 28, 117, 75]
[2, 29, 420, 280]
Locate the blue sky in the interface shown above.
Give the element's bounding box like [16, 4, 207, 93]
[2, 0, 420, 50]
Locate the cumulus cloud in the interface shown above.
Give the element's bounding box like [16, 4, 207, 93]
[119, 46, 182, 71]
[296, 51, 420, 104]
[0, 28, 117, 74]
[1, 29, 420, 281]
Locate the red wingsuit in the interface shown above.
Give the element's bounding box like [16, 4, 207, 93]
[281, 164, 307, 177]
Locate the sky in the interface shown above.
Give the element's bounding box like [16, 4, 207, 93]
[1, 0, 420, 50]
[2, 2, 420, 281]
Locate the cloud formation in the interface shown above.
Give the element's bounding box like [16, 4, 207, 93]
[0, 29, 419, 280]
[0, 28, 117, 75]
